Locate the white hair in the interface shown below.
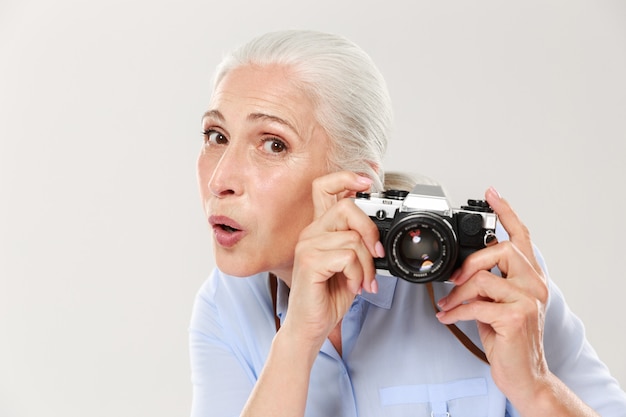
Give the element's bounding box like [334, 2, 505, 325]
[211, 30, 392, 191]
[383, 171, 440, 191]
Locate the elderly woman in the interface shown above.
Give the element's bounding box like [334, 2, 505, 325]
[189, 30, 626, 417]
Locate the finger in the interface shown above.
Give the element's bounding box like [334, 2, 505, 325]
[302, 229, 378, 293]
[439, 270, 518, 312]
[312, 172, 373, 220]
[485, 187, 542, 275]
[307, 198, 383, 259]
[437, 290, 540, 340]
[309, 248, 368, 296]
[449, 241, 547, 301]
[485, 187, 526, 243]
[438, 284, 535, 330]
[327, 250, 366, 295]
[442, 255, 548, 310]
[450, 240, 523, 286]
[436, 298, 504, 326]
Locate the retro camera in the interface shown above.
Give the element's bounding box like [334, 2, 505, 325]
[354, 184, 497, 283]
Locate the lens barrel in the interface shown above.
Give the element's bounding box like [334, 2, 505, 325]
[385, 212, 458, 283]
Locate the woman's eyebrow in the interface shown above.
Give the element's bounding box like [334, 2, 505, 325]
[248, 112, 299, 136]
[201, 110, 303, 140]
[201, 109, 224, 122]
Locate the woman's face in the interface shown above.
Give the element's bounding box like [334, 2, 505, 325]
[197, 64, 331, 281]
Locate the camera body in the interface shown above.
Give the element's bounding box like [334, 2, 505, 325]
[354, 184, 497, 283]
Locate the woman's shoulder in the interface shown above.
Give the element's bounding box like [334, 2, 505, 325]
[189, 270, 277, 386]
[190, 269, 275, 339]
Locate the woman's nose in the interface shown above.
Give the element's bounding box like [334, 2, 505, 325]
[205, 146, 243, 198]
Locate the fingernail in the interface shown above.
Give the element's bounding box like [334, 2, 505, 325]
[488, 186, 501, 199]
[375, 241, 385, 258]
[357, 176, 373, 185]
[437, 296, 447, 309]
[370, 279, 379, 294]
[448, 269, 461, 283]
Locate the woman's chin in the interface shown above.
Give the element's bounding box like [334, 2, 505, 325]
[215, 262, 255, 277]
[214, 256, 266, 278]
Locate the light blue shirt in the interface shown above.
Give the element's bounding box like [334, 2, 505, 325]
[189, 237, 626, 416]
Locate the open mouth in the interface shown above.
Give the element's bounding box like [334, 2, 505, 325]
[209, 215, 245, 247]
[218, 224, 240, 233]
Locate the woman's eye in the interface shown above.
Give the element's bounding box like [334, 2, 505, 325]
[203, 130, 228, 145]
[262, 138, 287, 154]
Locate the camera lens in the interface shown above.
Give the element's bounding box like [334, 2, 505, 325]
[386, 212, 458, 283]
[398, 227, 441, 272]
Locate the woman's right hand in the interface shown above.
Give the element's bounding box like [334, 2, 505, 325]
[281, 171, 385, 349]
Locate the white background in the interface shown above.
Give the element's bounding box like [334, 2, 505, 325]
[1, 1, 624, 416]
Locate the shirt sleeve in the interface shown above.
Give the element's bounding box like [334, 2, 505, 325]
[538, 250, 626, 416]
[188, 272, 255, 417]
[542, 279, 626, 416]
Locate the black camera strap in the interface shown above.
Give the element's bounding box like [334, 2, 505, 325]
[268, 274, 488, 365]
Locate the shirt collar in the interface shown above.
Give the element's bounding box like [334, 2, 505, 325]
[359, 274, 397, 309]
[275, 274, 398, 321]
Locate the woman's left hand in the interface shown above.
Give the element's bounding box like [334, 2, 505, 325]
[435, 187, 550, 405]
